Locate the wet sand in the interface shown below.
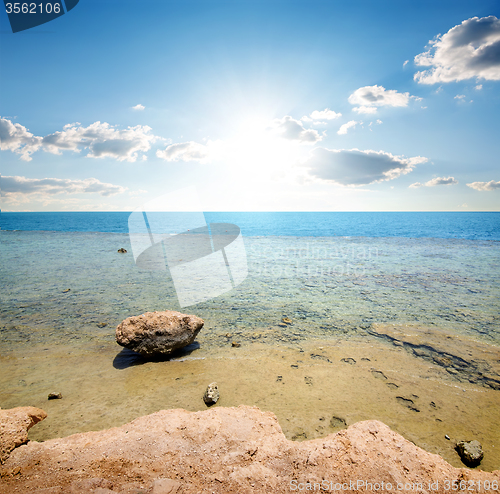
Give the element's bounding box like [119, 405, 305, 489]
[1, 328, 499, 472]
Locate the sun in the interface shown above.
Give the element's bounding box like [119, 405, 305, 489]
[224, 116, 301, 177]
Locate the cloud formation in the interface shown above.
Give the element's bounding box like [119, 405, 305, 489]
[271, 116, 322, 144]
[305, 148, 427, 186]
[348, 85, 411, 114]
[42, 121, 157, 162]
[309, 108, 342, 120]
[0, 117, 42, 161]
[2, 175, 127, 197]
[1, 118, 158, 162]
[337, 120, 358, 135]
[466, 180, 500, 191]
[156, 141, 212, 162]
[409, 176, 458, 188]
[352, 106, 378, 115]
[132, 104, 145, 110]
[414, 16, 500, 84]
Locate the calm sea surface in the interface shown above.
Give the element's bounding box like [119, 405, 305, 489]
[2, 211, 500, 239]
[1, 212, 499, 344]
[1, 212, 499, 469]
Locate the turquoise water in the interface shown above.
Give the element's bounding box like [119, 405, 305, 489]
[1, 231, 499, 347]
[2, 211, 500, 239]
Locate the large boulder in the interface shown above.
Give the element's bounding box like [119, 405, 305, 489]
[115, 310, 204, 357]
[0, 406, 47, 464]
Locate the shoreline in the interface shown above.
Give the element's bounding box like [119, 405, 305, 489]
[2, 331, 499, 472]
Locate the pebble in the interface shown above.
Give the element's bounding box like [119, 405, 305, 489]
[203, 382, 219, 406]
[48, 392, 62, 400]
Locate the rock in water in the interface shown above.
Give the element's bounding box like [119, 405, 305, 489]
[455, 440, 484, 467]
[203, 382, 219, 406]
[116, 310, 204, 357]
[117, 248, 127, 253]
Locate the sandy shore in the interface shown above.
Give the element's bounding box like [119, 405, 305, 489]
[1, 328, 499, 472]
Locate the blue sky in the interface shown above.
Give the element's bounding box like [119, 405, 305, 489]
[1, 0, 499, 211]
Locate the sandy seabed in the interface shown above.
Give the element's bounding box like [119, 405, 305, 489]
[1, 326, 499, 472]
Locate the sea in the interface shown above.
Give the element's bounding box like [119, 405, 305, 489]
[1, 212, 499, 470]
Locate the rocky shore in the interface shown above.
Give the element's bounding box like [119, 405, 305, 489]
[1, 405, 499, 494]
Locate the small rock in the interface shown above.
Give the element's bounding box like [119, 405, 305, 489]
[282, 317, 292, 324]
[330, 416, 347, 428]
[96, 322, 107, 328]
[203, 382, 219, 406]
[117, 248, 127, 253]
[48, 392, 62, 400]
[341, 357, 356, 365]
[445, 435, 450, 440]
[456, 440, 484, 467]
[232, 341, 240, 347]
[62, 289, 70, 293]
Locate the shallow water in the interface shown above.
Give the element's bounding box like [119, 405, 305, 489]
[1, 231, 499, 470]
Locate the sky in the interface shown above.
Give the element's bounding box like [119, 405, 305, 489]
[1, 0, 499, 212]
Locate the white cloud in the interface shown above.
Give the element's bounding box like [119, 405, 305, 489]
[376, 119, 383, 125]
[348, 85, 411, 115]
[42, 121, 158, 162]
[403, 60, 409, 67]
[454, 94, 466, 100]
[352, 106, 378, 115]
[475, 84, 483, 90]
[0, 117, 42, 161]
[305, 148, 427, 186]
[132, 104, 145, 111]
[410, 176, 458, 188]
[1, 175, 127, 198]
[426, 176, 458, 186]
[271, 116, 322, 144]
[466, 180, 500, 191]
[1, 118, 159, 162]
[156, 141, 213, 162]
[414, 16, 500, 84]
[309, 108, 342, 120]
[337, 120, 358, 135]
